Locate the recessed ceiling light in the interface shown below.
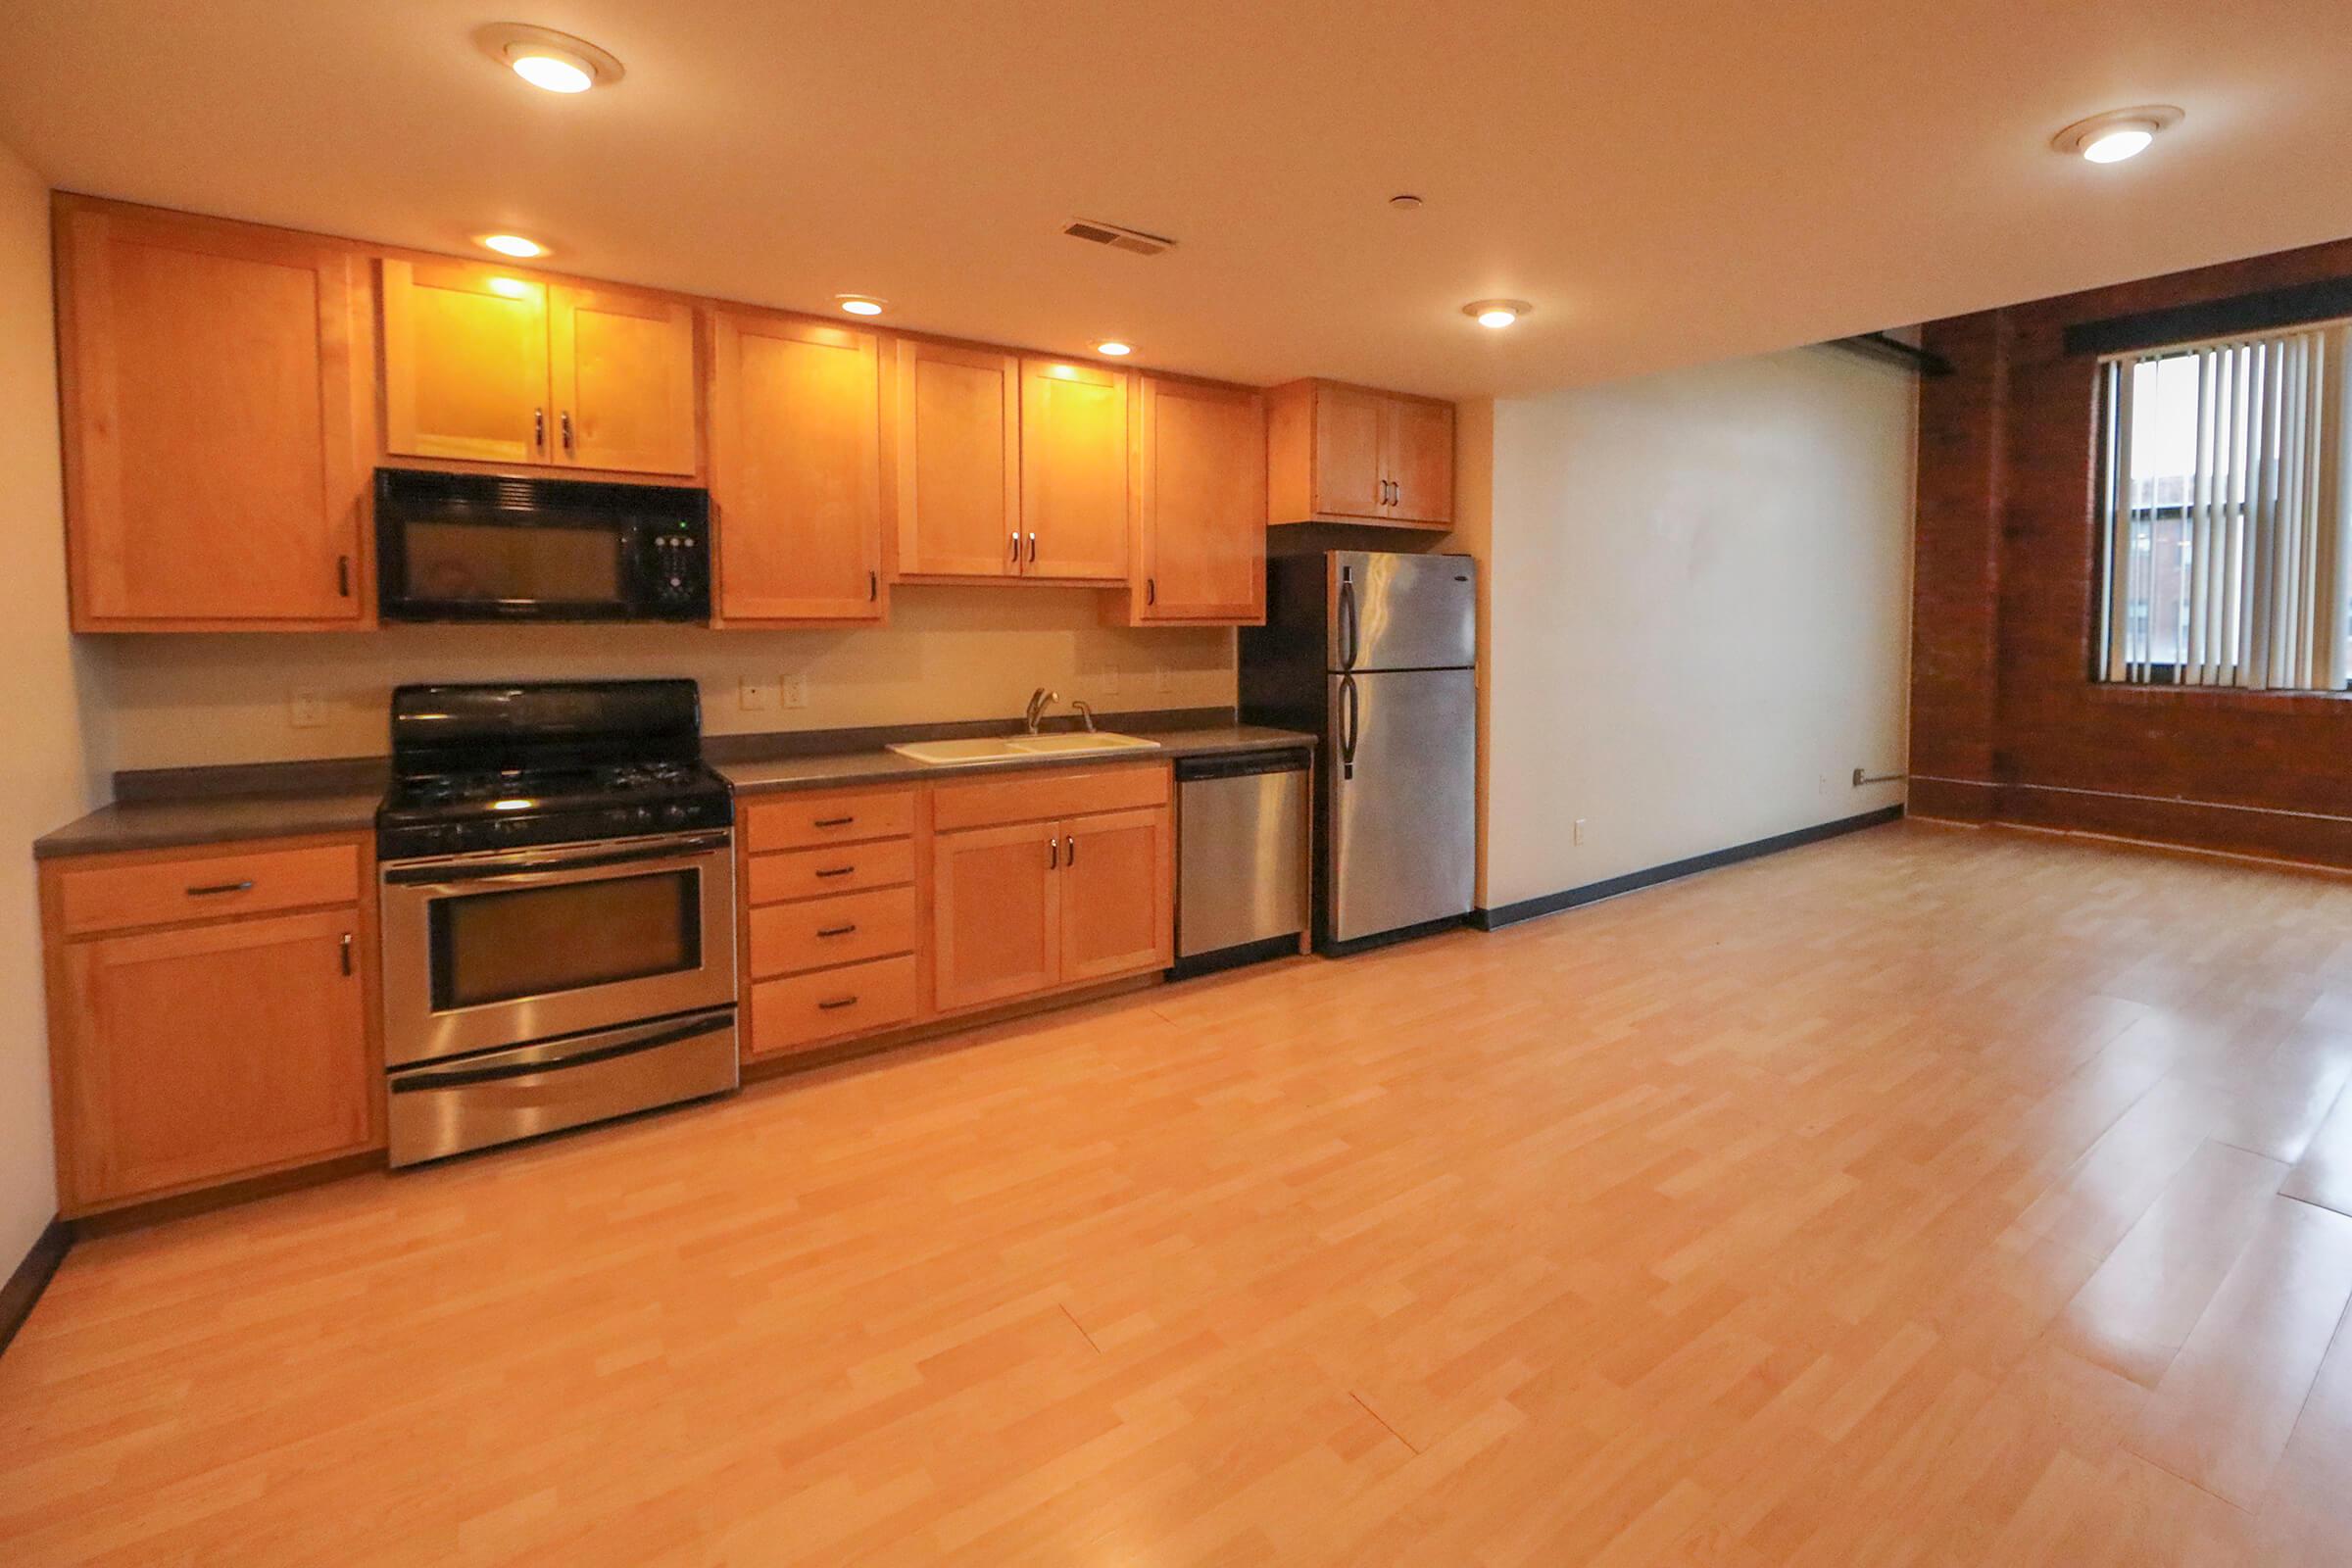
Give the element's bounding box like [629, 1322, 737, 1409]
[836, 295, 886, 317]
[1463, 299, 1532, 329]
[474, 24, 625, 94]
[477, 233, 545, 259]
[1095, 340, 1133, 357]
[2051, 105, 2182, 164]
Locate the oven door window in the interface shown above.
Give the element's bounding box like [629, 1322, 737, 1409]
[428, 870, 702, 1011]
[403, 519, 626, 608]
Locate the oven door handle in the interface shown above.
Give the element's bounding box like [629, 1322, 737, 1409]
[388, 1010, 735, 1093]
[382, 832, 732, 886]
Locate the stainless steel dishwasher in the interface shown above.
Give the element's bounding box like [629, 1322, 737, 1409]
[1174, 749, 1310, 976]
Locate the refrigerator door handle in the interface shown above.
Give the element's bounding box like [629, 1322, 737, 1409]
[1338, 576, 1359, 670]
[1340, 674, 1359, 778]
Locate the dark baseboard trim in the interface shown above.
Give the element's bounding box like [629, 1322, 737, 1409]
[1168, 933, 1305, 981]
[0, 1218, 73, 1358]
[1471, 806, 1906, 931]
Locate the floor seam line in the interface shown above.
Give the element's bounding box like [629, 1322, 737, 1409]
[1350, 1390, 1420, 1455]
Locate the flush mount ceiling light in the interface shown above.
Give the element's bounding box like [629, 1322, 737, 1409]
[1463, 299, 1532, 329]
[1095, 340, 1133, 357]
[835, 294, 886, 317]
[474, 24, 625, 94]
[2052, 105, 2182, 164]
[1389, 194, 1424, 211]
[476, 233, 545, 259]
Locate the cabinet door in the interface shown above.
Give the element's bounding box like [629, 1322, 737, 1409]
[893, 340, 1020, 577]
[549, 283, 699, 475]
[380, 258, 551, 465]
[1020, 358, 1129, 581]
[931, 822, 1060, 1012]
[1134, 376, 1264, 622]
[57, 204, 368, 628]
[1312, 383, 1388, 519]
[1057, 808, 1172, 985]
[1383, 397, 1455, 525]
[59, 909, 371, 1209]
[710, 313, 884, 622]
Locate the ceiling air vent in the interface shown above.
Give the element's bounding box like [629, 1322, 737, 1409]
[1061, 219, 1176, 258]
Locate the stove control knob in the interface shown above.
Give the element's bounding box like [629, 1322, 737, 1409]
[662, 803, 689, 824]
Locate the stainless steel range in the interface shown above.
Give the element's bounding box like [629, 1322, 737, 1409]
[376, 680, 739, 1167]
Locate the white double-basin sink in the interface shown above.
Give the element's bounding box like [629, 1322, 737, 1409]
[887, 732, 1163, 766]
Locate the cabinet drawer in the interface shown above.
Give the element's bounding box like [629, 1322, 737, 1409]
[746, 838, 917, 905]
[744, 787, 915, 852]
[750, 955, 918, 1056]
[930, 762, 1168, 831]
[749, 886, 918, 979]
[58, 843, 362, 937]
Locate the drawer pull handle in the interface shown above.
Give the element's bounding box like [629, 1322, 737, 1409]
[340, 933, 354, 976]
[812, 815, 856, 828]
[817, 923, 858, 938]
[817, 996, 859, 1011]
[186, 879, 255, 897]
[813, 865, 855, 879]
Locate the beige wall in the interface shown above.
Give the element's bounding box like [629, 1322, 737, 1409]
[85, 596, 1235, 772]
[1, 145, 100, 1265]
[1482, 347, 1914, 910]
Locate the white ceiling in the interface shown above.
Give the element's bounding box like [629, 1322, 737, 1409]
[3, 1, 2348, 399]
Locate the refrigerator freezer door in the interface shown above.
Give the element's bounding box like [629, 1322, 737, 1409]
[1329, 551, 1477, 672]
[1326, 667, 1476, 942]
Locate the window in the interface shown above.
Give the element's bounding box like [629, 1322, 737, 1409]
[2098, 322, 2352, 690]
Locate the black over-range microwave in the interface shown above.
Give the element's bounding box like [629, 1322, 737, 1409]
[374, 468, 711, 622]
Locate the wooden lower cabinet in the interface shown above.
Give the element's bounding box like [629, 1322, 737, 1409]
[43, 844, 378, 1217]
[931, 820, 1063, 1013]
[1057, 808, 1173, 984]
[740, 762, 1176, 1056]
[931, 797, 1172, 1014]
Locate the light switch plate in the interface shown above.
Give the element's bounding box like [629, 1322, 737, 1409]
[289, 690, 330, 729]
[740, 678, 777, 711]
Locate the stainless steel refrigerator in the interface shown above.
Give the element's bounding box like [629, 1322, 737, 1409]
[1239, 550, 1477, 952]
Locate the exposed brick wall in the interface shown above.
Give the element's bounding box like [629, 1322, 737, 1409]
[1909, 237, 2352, 868]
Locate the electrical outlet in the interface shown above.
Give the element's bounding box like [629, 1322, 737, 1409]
[289, 690, 330, 729]
[1153, 664, 1173, 694]
[739, 678, 777, 711]
[1099, 665, 1120, 695]
[1573, 818, 1588, 846]
[781, 673, 809, 710]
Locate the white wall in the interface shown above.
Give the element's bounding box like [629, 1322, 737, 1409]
[85, 597, 1236, 772]
[0, 143, 100, 1265]
[1482, 347, 1914, 909]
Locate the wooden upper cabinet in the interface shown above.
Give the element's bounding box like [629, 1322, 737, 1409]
[1056, 808, 1172, 984]
[379, 259, 551, 466]
[1268, 379, 1455, 528]
[1019, 358, 1129, 581]
[710, 312, 885, 623]
[1383, 396, 1455, 526]
[380, 260, 696, 477]
[1125, 375, 1265, 624]
[55, 200, 370, 630]
[56, 906, 372, 1212]
[893, 340, 1020, 578]
[1312, 383, 1388, 519]
[548, 283, 698, 475]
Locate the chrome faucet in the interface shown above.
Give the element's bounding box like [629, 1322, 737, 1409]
[1071, 700, 1098, 733]
[1024, 687, 1058, 734]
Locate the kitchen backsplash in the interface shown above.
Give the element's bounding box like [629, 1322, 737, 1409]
[81, 585, 1236, 774]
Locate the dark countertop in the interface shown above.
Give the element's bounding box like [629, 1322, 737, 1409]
[32, 792, 387, 861]
[31, 722, 1316, 859]
[716, 724, 1316, 795]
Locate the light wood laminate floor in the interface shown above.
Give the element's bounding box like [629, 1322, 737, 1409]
[6, 820, 2352, 1565]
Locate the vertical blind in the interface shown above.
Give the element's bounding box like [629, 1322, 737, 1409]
[2099, 321, 2352, 690]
